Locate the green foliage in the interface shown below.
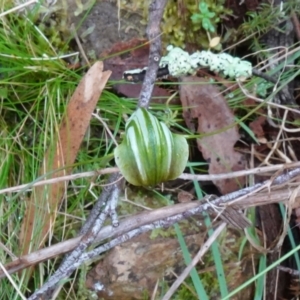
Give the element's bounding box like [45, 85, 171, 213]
[240, 3, 283, 37]
[161, 0, 232, 48]
[237, 2, 295, 53]
[191, 2, 217, 33]
[119, 0, 232, 48]
[0, 4, 125, 297]
[256, 80, 274, 97]
[150, 226, 176, 239]
[175, 277, 197, 299]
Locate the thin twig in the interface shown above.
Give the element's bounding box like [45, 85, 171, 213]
[0, 167, 118, 195]
[291, 11, 300, 41]
[71, 23, 90, 67]
[4, 163, 300, 195]
[162, 223, 227, 300]
[0, 0, 38, 17]
[0, 262, 26, 300]
[237, 80, 300, 115]
[138, 0, 168, 108]
[277, 265, 300, 276]
[252, 45, 300, 72]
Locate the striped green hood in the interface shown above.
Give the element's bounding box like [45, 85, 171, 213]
[114, 108, 189, 186]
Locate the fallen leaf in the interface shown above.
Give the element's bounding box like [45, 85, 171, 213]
[179, 77, 245, 194]
[244, 98, 267, 139]
[20, 62, 111, 259]
[249, 115, 266, 139]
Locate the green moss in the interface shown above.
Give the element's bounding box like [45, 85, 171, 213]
[161, 0, 232, 49]
[36, 6, 70, 50]
[119, 0, 232, 50]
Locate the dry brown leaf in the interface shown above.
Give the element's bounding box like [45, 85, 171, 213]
[249, 115, 266, 139]
[179, 77, 245, 194]
[19, 62, 111, 257]
[243, 98, 267, 139]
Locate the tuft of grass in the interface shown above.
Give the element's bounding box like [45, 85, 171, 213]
[0, 2, 120, 297]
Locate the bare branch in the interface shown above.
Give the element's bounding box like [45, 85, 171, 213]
[138, 0, 168, 108]
[4, 166, 300, 282]
[28, 173, 122, 300]
[4, 163, 300, 195]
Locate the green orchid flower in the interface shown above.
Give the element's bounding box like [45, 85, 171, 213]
[114, 108, 189, 186]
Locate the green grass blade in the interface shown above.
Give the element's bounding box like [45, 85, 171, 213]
[174, 223, 209, 300]
[189, 166, 229, 297]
